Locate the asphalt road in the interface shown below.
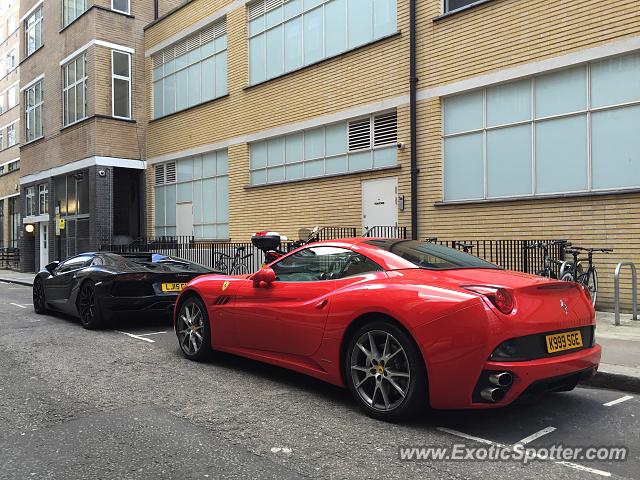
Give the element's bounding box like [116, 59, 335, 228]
[0, 281, 638, 479]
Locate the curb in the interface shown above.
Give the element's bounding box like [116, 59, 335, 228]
[581, 370, 640, 394]
[0, 278, 33, 287]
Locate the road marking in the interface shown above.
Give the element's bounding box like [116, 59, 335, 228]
[10, 303, 27, 309]
[603, 395, 633, 407]
[514, 426, 556, 446]
[136, 331, 167, 337]
[438, 427, 611, 477]
[117, 331, 156, 343]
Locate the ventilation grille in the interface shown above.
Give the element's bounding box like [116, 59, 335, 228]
[214, 296, 231, 305]
[152, 19, 227, 67]
[348, 118, 371, 151]
[373, 112, 397, 146]
[248, 0, 286, 20]
[154, 162, 176, 186]
[348, 111, 398, 151]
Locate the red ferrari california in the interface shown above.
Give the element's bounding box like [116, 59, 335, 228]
[173, 238, 601, 421]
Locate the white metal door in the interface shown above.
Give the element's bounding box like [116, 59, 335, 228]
[361, 177, 398, 233]
[39, 223, 49, 270]
[176, 203, 194, 237]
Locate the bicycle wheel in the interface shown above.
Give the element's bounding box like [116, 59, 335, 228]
[560, 271, 574, 283]
[581, 269, 598, 307]
[231, 263, 250, 275]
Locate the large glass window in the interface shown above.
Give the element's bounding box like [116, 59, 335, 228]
[63, 53, 87, 126]
[250, 111, 397, 185]
[152, 20, 227, 119]
[63, 0, 87, 27]
[154, 150, 229, 240]
[0, 199, 4, 248]
[25, 5, 43, 57]
[55, 173, 89, 258]
[444, 0, 480, 13]
[25, 186, 36, 216]
[38, 184, 48, 215]
[8, 196, 19, 249]
[6, 48, 16, 73]
[112, 0, 130, 14]
[6, 123, 15, 147]
[442, 53, 640, 201]
[112, 50, 131, 119]
[25, 80, 43, 142]
[248, 0, 396, 85]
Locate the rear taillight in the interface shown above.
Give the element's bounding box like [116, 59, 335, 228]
[463, 285, 515, 315]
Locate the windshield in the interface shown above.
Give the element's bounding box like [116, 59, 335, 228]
[98, 253, 215, 273]
[364, 240, 501, 270]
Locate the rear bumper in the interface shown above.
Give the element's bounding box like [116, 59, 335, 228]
[100, 294, 178, 317]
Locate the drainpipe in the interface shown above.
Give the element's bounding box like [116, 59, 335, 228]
[154, 0, 159, 19]
[409, 0, 418, 240]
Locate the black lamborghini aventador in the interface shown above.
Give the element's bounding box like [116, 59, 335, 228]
[32, 252, 218, 329]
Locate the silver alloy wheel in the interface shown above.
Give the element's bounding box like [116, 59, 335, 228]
[587, 270, 598, 307]
[177, 301, 205, 355]
[350, 330, 411, 412]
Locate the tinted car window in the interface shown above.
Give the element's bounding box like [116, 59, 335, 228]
[56, 255, 94, 274]
[272, 247, 381, 282]
[365, 240, 500, 270]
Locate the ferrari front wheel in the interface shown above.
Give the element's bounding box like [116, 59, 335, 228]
[176, 297, 212, 361]
[345, 321, 427, 422]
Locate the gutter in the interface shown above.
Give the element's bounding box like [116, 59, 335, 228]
[409, 0, 419, 240]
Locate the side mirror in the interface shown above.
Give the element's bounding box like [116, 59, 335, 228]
[252, 267, 276, 288]
[45, 261, 60, 274]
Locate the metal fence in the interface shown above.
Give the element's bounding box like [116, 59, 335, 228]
[0, 248, 20, 271]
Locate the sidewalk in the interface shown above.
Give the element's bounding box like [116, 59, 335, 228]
[0, 270, 35, 287]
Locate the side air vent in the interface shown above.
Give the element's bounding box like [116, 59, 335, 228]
[214, 296, 231, 305]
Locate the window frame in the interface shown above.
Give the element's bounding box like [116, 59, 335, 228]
[62, 0, 87, 27]
[111, 0, 130, 15]
[25, 5, 43, 57]
[6, 47, 16, 74]
[38, 183, 48, 215]
[442, 0, 488, 14]
[62, 53, 88, 127]
[25, 186, 36, 216]
[6, 123, 16, 147]
[111, 50, 132, 120]
[25, 80, 44, 143]
[442, 57, 640, 202]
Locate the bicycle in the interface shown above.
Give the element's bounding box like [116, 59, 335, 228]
[213, 246, 253, 275]
[560, 246, 613, 306]
[524, 240, 571, 279]
[453, 241, 474, 254]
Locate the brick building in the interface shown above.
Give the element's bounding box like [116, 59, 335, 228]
[0, 0, 21, 252]
[17, 0, 186, 272]
[144, 0, 640, 309]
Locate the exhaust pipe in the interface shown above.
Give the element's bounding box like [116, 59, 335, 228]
[480, 387, 505, 403]
[489, 372, 513, 387]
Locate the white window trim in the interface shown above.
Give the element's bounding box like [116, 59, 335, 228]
[111, 0, 130, 15]
[62, 0, 87, 28]
[6, 123, 17, 147]
[25, 5, 43, 57]
[20, 0, 44, 23]
[62, 53, 88, 127]
[25, 80, 44, 143]
[38, 183, 48, 215]
[6, 46, 17, 73]
[111, 50, 132, 120]
[25, 186, 36, 216]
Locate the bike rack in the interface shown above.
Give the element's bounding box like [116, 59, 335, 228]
[614, 262, 638, 326]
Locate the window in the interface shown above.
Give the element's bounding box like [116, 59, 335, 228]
[154, 150, 229, 239]
[8, 196, 19, 249]
[38, 183, 48, 215]
[152, 20, 227, 119]
[56, 255, 94, 274]
[7, 12, 16, 33]
[8, 159, 19, 171]
[6, 48, 16, 73]
[0, 130, 3, 150]
[112, 50, 131, 119]
[7, 86, 16, 109]
[444, 0, 481, 13]
[63, 54, 87, 126]
[25, 81, 43, 142]
[271, 246, 381, 281]
[112, 0, 130, 14]
[249, 111, 397, 185]
[7, 123, 15, 147]
[63, 0, 87, 27]
[25, 186, 36, 216]
[25, 5, 43, 56]
[247, 0, 396, 84]
[443, 52, 640, 201]
[0, 199, 4, 248]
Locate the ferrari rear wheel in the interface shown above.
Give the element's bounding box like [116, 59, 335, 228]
[176, 297, 212, 361]
[33, 278, 47, 314]
[78, 280, 103, 330]
[345, 321, 427, 421]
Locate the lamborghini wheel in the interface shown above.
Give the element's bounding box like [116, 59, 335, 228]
[176, 296, 212, 361]
[344, 320, 427, 422]
[78, 280, 103, 330]
[33, 278, 47, 314]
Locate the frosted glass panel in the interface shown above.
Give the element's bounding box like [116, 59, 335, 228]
[325, 123, 347, 156]
[286, 163, 304, 180]
[165, 187, 176, 225]
[175, 69, 188, 111]
[215, 51, 227, 97]
[325, 0, 346, 58]
[373, 147, 397, 168]
[249, 35, 266, 84]
[201, 57, 215, 102]
[249, 16, 264, 36]
[163, 74, 175, 115]
[202, 179, 216, 222]
[535, 66, 587, 118]
[304, 128, 324, 159]
[443, 91, 483, 134]
[592, 106, 640, 189]
[348, 151, 371, 171]
[348, 0, 372, 48]
[251, 142, 267, 169]
[326, 155, 347, 174]
[268, 137, 285, 166]
[266, 25, 284, 79]
[154, 187, 165, 226]
[303, 8, 323, 65]
[284, 18, 303, 72]
[188, 63, 201, 107]
[535, 115, 588, 194]
[216, 176, 228, 221]
[216, 151, 228, 175]
[486, 79, 531, 126]
[373, 0, 396, 38]
[153, 81, 163, 117]
[284, 0, 302, 18]
[286, 133, 304, 162]
[192, 181, 202, 223]
[591, 53, 640, 108]
[193, 156, 202, 179]
[305, 159, 324, 177]
[201, 40, 215, 58]
[486, 125, 532, 197]
[444, 133, 483, 201]
[268, 166, 285, 182]
[251, 170, 267, 185]
[177, 183, 192, 203]
[202, 152, 216, 177]
[265, 6, 282, 29]
[177, 158, 193, 181]
[202, 225, 217, 239]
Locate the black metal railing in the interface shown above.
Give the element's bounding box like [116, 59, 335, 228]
[0, 248, 20, 271]
[363, 226, 408, 239]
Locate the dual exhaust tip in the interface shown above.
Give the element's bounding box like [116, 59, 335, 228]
[480, 372, 513, 403]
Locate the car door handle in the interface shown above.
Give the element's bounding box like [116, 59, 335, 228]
[315, 299, 328, 309]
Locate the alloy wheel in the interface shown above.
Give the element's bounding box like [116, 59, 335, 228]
[177, 301, 206, 356]
[33, 280, 45, 312]
[79, 283, 96, 325]
[350, 330, 411, 412]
